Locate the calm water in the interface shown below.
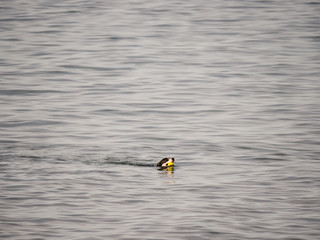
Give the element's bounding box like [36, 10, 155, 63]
[1, 0, 320, 239]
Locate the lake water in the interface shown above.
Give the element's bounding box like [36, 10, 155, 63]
[1, 0, 320, 239]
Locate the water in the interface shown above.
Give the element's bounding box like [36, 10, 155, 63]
[1, 0, 320, 239]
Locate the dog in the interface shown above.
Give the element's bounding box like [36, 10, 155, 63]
[156, 157, 175, 167]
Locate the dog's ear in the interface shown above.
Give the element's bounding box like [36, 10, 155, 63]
[157, 158, 169, 167]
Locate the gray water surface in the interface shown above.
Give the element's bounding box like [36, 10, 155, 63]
[1, 0, 320, 239]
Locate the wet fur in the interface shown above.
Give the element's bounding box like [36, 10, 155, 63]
[156, 157, 174, 167]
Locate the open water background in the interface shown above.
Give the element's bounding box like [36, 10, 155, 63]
[1, 0, 320, 239]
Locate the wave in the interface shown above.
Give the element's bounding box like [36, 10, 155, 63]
[104, 157, 155, 167]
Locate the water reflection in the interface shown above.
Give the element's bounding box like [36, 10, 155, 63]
[158, 166, 175, 182]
